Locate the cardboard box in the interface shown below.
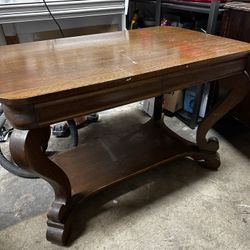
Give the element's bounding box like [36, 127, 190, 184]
[163, 90, 183, 113]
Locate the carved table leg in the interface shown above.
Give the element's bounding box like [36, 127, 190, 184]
[195, 71, 250, 169]
[9, 127, 72, 245]
[153, 95, 164, 121]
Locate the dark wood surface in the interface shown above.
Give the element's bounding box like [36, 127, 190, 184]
[51, 120, 194, 197]
[0, 26, 249, 103]
[1, 26, 250, 129]
[3, 27, 250, 245]
[221, 7, 250, 127]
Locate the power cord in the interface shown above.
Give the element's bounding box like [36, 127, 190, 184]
[42, 0, 65, 38]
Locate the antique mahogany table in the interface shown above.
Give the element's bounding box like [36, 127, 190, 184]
[0, 26, 250, 245]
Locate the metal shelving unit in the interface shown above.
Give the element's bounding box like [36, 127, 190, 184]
[130, 0, 226, 128]
[162, 0, 224, 33]
[130, 0, 224, 31]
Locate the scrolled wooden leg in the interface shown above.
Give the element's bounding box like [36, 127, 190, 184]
[190, 151, 221, 170]
[10, 127, 72, 245]
[195, 71, 250, 168]
[153, 95, 164, 121]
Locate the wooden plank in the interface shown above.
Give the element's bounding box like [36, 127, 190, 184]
[50, 120, 193, 197]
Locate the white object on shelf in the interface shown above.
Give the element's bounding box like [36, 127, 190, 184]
[199, 83, 210, 118]
[142, 98, 155, 117]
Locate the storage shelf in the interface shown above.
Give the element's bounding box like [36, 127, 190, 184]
[132, 0, 225, 14]
[162, 2, 224, 14]
[50, 119, 193, 198]
[129, 0, 223, 128]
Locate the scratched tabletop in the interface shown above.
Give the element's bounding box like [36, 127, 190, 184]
[0, 26, 250, 103]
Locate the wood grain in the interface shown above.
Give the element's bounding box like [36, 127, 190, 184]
[1, 26, 250, 129]
[10, 127, 72, 245]
[50, 120, 194, 197]
[0, 26, 250, 103]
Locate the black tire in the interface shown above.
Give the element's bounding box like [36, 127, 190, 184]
[0, 147, 38, 179]
[0, 112, 79, 179]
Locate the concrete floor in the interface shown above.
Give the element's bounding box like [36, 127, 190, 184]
[0, 103, 250, 250]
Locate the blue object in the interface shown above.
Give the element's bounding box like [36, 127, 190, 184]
[183, 87, 196, 113]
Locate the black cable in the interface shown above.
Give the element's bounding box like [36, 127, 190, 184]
[42, 0, 65, 38]
[0, 147, 39, 179]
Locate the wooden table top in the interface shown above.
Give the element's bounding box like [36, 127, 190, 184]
[0, 26, 250, 105]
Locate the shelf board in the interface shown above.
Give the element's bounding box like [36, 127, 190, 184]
[51, 119, 193, 198]
[130, 0, 225, 12]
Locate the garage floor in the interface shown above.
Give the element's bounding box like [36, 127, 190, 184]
[0, 103, 250, 250]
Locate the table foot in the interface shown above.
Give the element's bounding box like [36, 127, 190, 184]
[154, 119, 221, 170]
[10, 127, 72, 245]
[190, 151, 221, 170]
[47, 218, 71, 245]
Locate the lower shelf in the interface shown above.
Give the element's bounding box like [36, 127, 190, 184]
[51, 120, 193, 198]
